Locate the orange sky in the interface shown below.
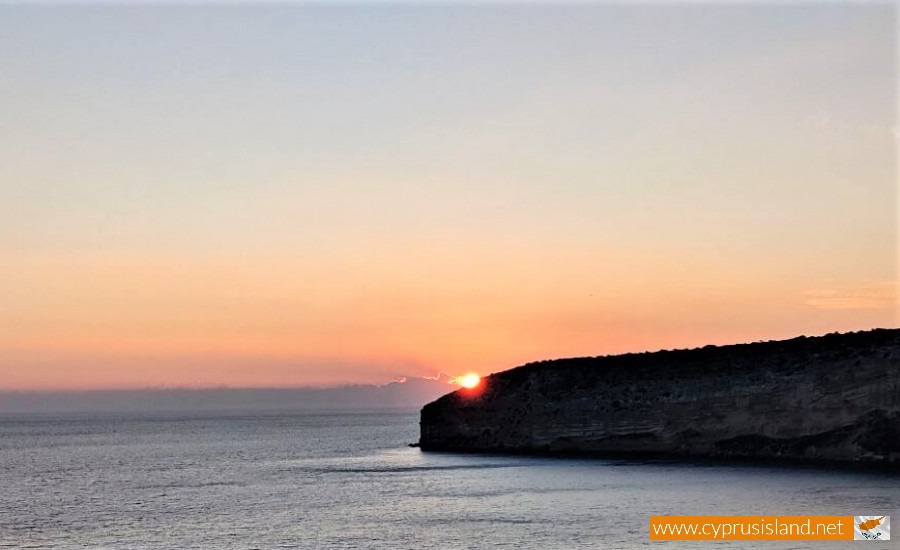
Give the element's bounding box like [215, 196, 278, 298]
[0, 5, 896, 390]
[2, 246, 895, 390]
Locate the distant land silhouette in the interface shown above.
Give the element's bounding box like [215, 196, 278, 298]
[0, 377, 456, 414]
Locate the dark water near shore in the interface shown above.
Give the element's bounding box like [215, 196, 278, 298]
[1, 411, 897, 549]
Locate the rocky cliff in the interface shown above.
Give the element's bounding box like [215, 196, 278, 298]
[419, 329, 900, 464]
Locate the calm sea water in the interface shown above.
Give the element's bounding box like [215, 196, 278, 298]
[1, 411, 897, 549]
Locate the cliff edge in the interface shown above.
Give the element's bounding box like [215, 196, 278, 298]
[419, 329, 900, 464]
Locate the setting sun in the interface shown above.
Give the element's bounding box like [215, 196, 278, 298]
[456, 373, 481, 389]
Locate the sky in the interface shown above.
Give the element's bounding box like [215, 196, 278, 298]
[0, 4, 896, 391]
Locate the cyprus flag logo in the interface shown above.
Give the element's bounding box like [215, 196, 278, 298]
[854, 516, 889, 541]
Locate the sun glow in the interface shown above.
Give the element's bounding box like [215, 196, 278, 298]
[455, 373, 481, 389]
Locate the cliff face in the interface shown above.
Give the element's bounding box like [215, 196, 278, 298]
[419, 329, 900, 463]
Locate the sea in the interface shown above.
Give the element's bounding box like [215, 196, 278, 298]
[1, 410, 897, 549]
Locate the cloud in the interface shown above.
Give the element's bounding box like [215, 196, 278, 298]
[803, 281, 897, 310]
